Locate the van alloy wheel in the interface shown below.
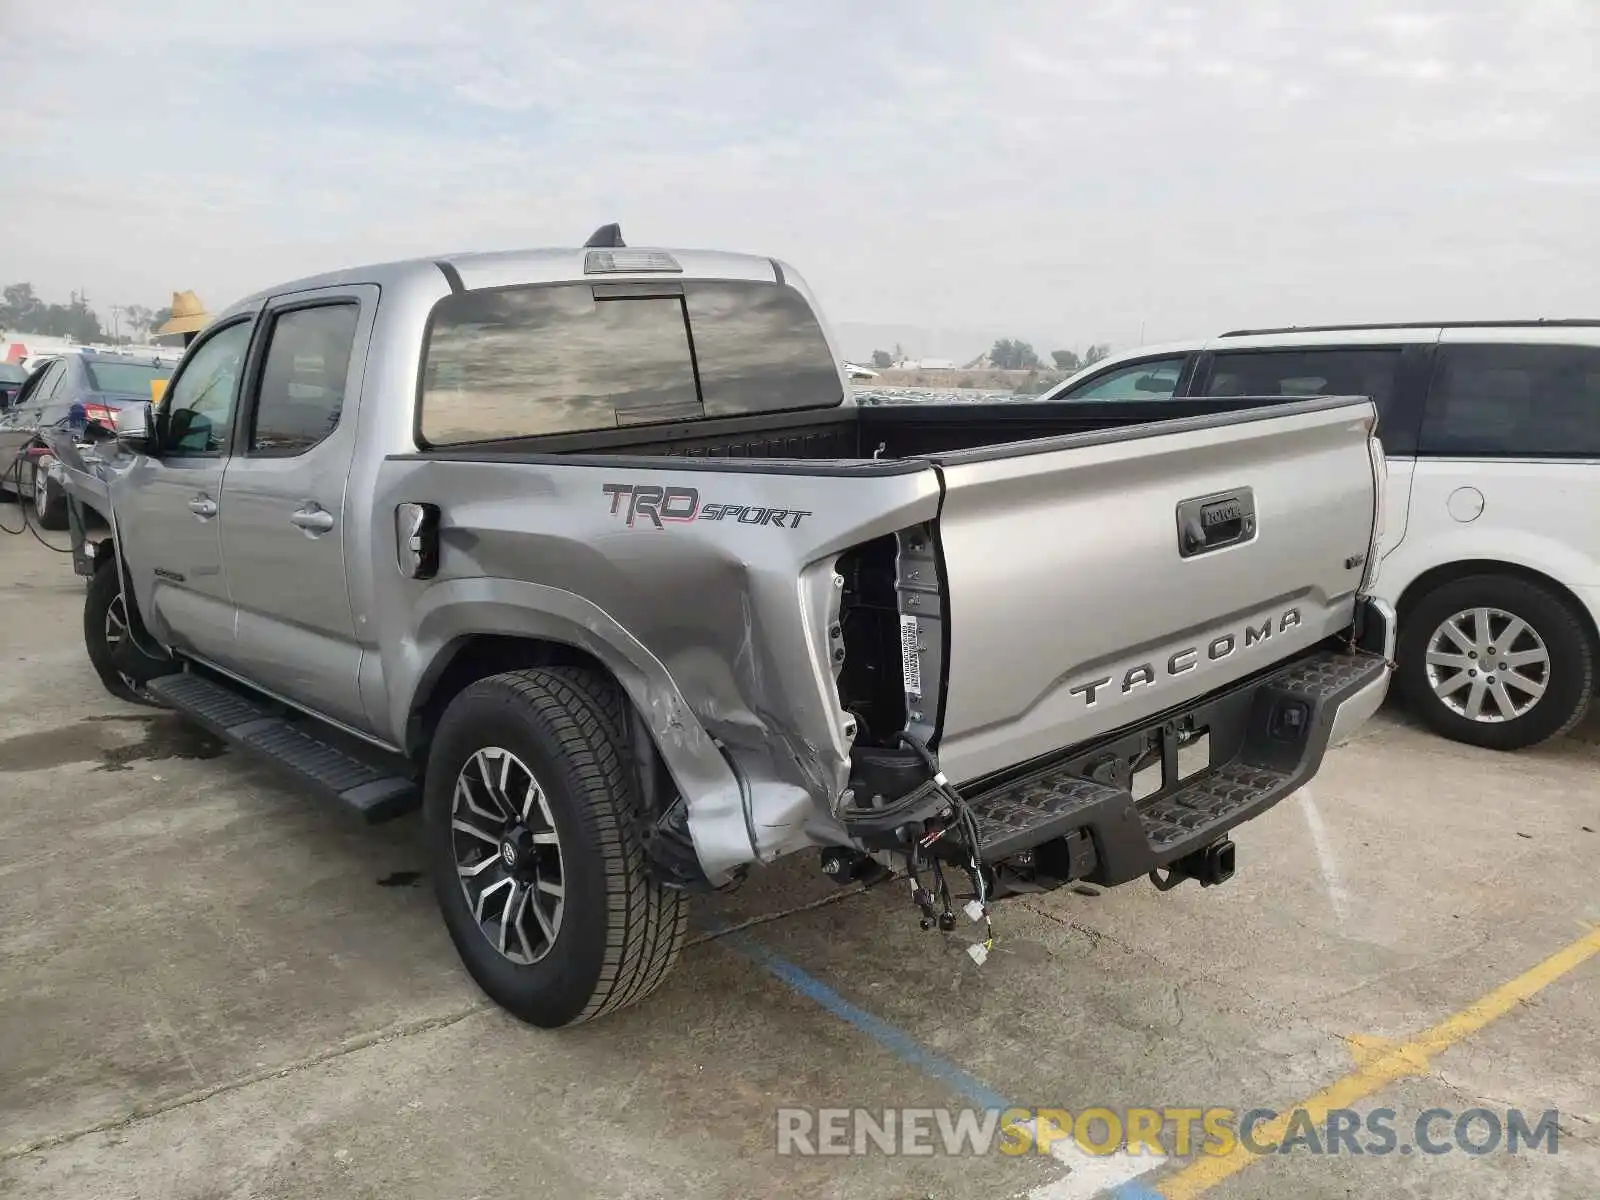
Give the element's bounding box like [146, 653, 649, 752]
[1425, 606, 1549, 723]
[451, 746, 566, 965]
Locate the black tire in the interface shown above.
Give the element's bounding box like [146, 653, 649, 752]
[424, 666, 688, 1027]
[1397, 573, 1594, 751]
[84, 559, 173, 706]
[29, 461, 68, 531]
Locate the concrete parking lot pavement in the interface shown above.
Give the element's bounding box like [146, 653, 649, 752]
[2, 524, 1597, 1200]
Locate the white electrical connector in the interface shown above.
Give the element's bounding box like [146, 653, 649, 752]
[963, 899, 985, 923]
[966, 941, 989, 967]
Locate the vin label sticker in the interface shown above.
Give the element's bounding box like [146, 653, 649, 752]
[900, 615, 923, 697]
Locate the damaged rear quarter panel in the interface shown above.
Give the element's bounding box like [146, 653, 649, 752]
[369, 454, 941, 881]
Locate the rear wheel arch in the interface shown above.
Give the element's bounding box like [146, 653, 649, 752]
[406, 634, 608, 758]
[406, 637, 676, 796]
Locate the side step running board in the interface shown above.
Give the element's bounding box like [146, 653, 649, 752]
[145, 672, 419, 823]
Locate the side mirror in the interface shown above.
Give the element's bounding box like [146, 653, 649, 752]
[114, 402, 156, 456]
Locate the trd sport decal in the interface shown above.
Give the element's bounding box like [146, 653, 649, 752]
[602, 483, 812, 530]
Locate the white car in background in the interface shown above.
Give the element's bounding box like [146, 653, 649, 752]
[1044, 321, 1600, 750]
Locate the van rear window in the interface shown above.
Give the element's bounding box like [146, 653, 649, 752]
[418, 279, 843, 446]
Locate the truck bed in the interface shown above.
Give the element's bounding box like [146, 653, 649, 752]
[388, 392, 1382, 822]
[410, 397, 1289, 464]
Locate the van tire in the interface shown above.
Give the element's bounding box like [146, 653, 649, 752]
[424, 667, 687, 1027]
[1397, 574, 1592, 751]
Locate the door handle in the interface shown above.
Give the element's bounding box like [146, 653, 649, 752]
[188, 496, 218, 518]
[291, 506, 335, 534]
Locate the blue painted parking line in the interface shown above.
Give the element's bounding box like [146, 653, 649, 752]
[719, 928, 1010, 1111]
[715, 926, 1167, 1199]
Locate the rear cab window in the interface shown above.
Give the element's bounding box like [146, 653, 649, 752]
[418, 279, 843, 446]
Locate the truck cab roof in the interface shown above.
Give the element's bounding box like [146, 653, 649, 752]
[224, 245, 797, 320]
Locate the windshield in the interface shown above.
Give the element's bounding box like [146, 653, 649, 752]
[84, 360, 175, 395]
[0, 365, 27, 384]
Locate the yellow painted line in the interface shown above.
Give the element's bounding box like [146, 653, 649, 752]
[1157, 924, 1600, 1199]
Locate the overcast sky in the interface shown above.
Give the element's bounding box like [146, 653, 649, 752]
[2, 0, 1596, 359]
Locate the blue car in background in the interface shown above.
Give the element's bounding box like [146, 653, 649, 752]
[0, 350, 174, 528]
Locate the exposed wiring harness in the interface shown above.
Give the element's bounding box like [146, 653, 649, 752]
[896, 729, 996, 963]
[0, 443, 74, 553]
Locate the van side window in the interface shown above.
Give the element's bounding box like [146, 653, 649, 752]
[1205, 349, 1403, 415]
[1420, 344, 1600, 458]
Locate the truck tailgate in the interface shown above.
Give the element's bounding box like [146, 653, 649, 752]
[930, 397, 1380, 784]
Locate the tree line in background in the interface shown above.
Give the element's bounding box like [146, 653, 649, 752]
[869, 338, 1112, 373]
[0, 283, 173, 344]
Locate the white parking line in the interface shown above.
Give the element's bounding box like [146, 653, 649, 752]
[1298, 785, 1351, 921]
[1024, 1122, 1163, 1200]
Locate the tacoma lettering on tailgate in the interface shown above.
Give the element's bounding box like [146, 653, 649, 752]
[1068, 607, 1303, 706]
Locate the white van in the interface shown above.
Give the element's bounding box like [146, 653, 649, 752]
[1044, 322, 1600, 750]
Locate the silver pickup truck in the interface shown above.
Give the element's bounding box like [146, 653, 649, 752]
[67, 228, 1394, 1027]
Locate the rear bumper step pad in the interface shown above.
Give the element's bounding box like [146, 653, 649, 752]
[964, 646, 1390, 885]
[145, 672, 418, 823]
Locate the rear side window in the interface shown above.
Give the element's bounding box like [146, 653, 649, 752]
[249, 303, 360, 455]
[419, 279, 841, 445]
[1205, 348, 1403, 417]
[1420, 344, 1600, 458]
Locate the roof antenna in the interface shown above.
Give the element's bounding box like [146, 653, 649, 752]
[584, 223, 625, 248]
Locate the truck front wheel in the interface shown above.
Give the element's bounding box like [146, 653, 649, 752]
[423, 667, 688, 1027]
[83, 560, 173, 706]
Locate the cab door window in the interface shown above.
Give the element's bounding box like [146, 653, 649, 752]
[160, 321, 253, 456]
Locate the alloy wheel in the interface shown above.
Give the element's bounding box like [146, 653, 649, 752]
[103, 592, 144, 696]
[450, 746, 566, 965]
[1425, 606, 1550, 724]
